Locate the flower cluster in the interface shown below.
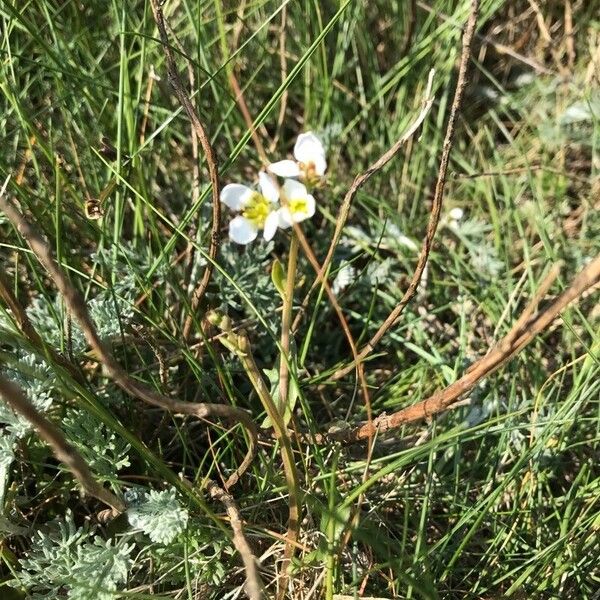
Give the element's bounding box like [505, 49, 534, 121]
[221, 132, 326, 245]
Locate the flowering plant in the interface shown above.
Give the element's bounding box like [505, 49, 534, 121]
[220, 132, 325, 245]
[268, 131, 327, 185]
[220, 171, 281, 245]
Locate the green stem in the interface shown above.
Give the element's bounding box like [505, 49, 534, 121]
[325, 448, 340, 600]
[279, 230, 299, 414]
[209, 313, 301, 598]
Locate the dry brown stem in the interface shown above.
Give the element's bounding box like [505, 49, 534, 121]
[334, 255, 600, 442]
[206, 479, 265, 600]
[148, 0, 221, 340]
[291, 226, 373, 433]
[0, 375, 125, 514]
[0, 194, 256, 491]
[228, 71, 269, 166]
[564, 0, 575, 70]
[294, 66, 436, 350]
[227, 0, 272, 164]
[332, 0, 479, 381]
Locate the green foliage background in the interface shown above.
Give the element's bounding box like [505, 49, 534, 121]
[1, 0, 599, 598]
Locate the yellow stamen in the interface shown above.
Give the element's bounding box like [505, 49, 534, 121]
[289, 198, 308, 216]
[242, 193, 271, 227]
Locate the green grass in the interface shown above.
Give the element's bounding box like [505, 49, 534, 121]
[1, 0, 599, 598]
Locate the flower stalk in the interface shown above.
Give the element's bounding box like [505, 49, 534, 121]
[278, 229, 299, 415]
[208, 312, 300, 598]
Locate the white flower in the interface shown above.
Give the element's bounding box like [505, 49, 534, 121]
[220, 171, 280, 245]
[448, 207, 464, 231]
[449, 207, 464, 221]
[268, 132, 327, 183]
[277, 179, 316, 228]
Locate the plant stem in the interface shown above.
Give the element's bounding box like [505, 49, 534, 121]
[278, 230, 299, 414]
[0, 375, 125, 514]
[237, 333, 300, 600]
[325, 448, 340, 600]
[209, 314, 300, 600]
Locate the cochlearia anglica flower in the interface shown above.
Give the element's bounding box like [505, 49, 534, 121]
[220, 171, 280, 245]
[277, 179, 316, 228]
[268, 132, 326, 183]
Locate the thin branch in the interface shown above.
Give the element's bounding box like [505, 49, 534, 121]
[281, 72, 433, 432]
[564, 0, 575, 71]
[148, 0, 221, 340]
[280, 227, 374, 436]
[206, 479, 264, 600]
[297, 67, 436, 337]
[332, 0, 479, 380]
[227, 0, 271, 164]
[162, 25, 204, 304]
[0, 194, 257, 491]
[165, 26, 201, 204]
[291, 225, 373, 436]
[229, 71, 269, 165]
[209, 314, 300, 600]
[332, 255, 600, 442]
[157, 17, 201, 206]
[0, 375, 125, 514]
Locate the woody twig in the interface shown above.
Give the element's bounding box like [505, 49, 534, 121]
[332, 256, 600, 442]
[0, 375, 125, 514]
[149, 0, 221, 341]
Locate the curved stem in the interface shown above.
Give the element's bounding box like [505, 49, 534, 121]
[210, 315, 300, 600]
[0, 375, 125, 514]
[0, 194, 257, 491]
[149, 0, 222, 341]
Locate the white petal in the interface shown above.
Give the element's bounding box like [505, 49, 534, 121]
[294, 132, 326, 165]
[268, 160, 301, 178]
[302, 194, 316, 220]
[258, 171, 280, 204]
[291, 194, 316, 223]
[221, 184, 253, 211]
[229, 216, 258, 245]
[449, 207, 464, 220]
[263, 211, 279, 241]
[282, 178, 308, 201]
[277, 207, 293, 229]
[312, 153, 327, 176]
